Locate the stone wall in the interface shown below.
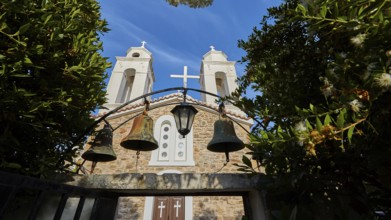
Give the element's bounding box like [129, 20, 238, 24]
[85, 104, 251, 175]
[116, 197, 145, 220]
[82, 102, 253, 219]
[115, 196, 244, 220]
[193, 196, 245, 220]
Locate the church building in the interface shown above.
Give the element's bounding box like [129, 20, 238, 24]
[82, 43, 254, 220]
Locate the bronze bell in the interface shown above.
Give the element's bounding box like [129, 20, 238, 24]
[82, 124, 117, 162]
[120, 113, 158, 151]
[207, 117, 244, 161]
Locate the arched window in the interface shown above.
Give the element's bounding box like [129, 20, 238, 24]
[117, 68, 135, 103]
[215, 71, 232, 105]
[132, 52, 140, 57]
[149, 115, 195, 166]
[215, 72, 228, 97]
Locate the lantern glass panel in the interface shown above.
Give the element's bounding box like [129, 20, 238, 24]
[171, 103, 197, 136]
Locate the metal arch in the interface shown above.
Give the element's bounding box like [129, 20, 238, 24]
[112, 101, 253, 136]
[64, 87, 264, 174]
[72, 87, 262, 147]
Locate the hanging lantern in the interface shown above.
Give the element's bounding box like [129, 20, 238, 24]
[120, 113, 158, 151]
[207, 117, 244, 162]
[171, 103, 198, 137]
[82, 124, 117, 162]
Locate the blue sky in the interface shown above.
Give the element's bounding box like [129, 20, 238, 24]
[98, 0, 282, 98]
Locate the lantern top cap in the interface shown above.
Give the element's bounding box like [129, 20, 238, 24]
[170, 102, 198, 113]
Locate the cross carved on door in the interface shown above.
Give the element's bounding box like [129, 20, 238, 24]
[153, 196, 185, 220]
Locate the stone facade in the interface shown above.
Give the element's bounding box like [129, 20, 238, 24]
[193, 196, 245, 220]
[82, 96, 253, 220]
[79, 44, 257, 220]
[116, 197, 145, 219]
[87, 99, 251, 175]
[115, 196, 245, 220]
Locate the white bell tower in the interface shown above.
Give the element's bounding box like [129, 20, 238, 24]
[200, 46, 239, 106]
[104, 42, 154, 110]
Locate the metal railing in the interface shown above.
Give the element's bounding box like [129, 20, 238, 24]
[0, 171, 267, 220]
[0, 171, 118, 220]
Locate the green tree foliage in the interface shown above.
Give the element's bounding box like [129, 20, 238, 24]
[0, 0, 110, 176]
[234, 0, 391, 219]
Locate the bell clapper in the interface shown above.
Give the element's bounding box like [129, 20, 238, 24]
[225, 151, 230, 163]
[135, 150, 140, 171]
[215, 153, 229, 173]
[90, 161, 97, 174]
[136, 150, 140, 159]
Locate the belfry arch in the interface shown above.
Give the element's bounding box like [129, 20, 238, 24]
[200, 47, 239, 108]
[116, 68, 136, 103]
[215, 71, 229, 97]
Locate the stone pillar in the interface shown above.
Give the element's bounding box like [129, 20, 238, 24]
[244, 190, 269, 220]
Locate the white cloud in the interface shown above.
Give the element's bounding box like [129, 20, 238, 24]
[104, 12, 198, 65]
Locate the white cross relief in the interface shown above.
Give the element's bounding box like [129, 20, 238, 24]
[158, 201, 165, 218]
[141, 41, 147, 48]
[174, 200, 182, 217]
[170, 66, 199, 88]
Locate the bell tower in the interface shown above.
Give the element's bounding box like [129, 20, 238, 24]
[200, 46, 239, 107]
[104, 42, 154, 110]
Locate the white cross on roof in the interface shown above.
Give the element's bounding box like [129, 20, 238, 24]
[141, 41, 146, 48]
[170, 66, 199, 88]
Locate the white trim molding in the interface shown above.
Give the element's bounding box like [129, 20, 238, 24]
[149, 115, 195, 166]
